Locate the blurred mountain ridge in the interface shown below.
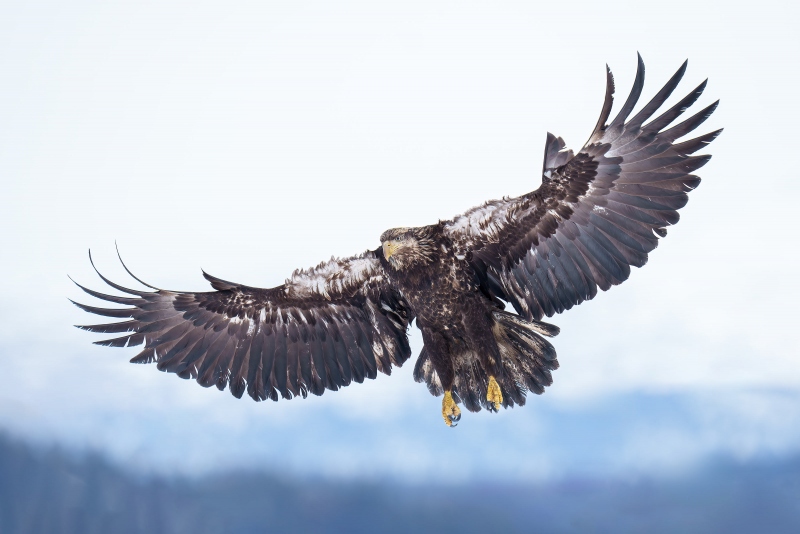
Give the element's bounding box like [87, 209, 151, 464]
[1, 432, 799, 533]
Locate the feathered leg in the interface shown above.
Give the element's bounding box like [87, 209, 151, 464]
[486, 375, 503, 411]
[465, 308, 505, 412]
[421, 327, 460, 427]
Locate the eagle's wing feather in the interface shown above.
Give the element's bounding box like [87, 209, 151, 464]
[73, 250, 412, 401]
[445, 56, 720, 321]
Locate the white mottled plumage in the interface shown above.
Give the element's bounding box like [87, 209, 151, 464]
[286, 252, 383, 300]
[445, 201, 511, 241]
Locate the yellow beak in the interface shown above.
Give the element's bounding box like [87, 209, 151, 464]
[383, 241, 399, 260]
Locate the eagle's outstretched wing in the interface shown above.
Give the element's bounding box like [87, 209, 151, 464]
[72, 249, 412, 401]
[445, 56, 720, 321]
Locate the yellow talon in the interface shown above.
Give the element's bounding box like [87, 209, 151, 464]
[441, 390, 461, 427]
[487, 376, 503, 411]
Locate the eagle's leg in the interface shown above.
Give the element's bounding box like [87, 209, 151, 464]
[481, 346, 504, 412]
[486, 375, 503, 411]
[441, 390, 461, 427]
[421, 327, 460, 427]
[473, 314, 505, 412]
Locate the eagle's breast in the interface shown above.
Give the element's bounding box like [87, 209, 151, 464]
[387, 235, 477, 330]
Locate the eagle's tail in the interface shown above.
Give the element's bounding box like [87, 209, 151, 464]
[412, 311, 560, 413]
[489, 310, 560, 408]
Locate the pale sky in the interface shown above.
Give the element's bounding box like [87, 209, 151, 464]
[1, 0, 798, 481]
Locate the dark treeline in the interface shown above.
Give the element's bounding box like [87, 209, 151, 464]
[1, 432, 798, 533]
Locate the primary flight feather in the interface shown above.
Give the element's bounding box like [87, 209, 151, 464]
[73, 56, 720, 426]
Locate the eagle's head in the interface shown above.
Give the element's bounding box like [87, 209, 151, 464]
[380, 227, 436, 269]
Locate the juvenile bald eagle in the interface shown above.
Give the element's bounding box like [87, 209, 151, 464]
[73, 56, 719, 426]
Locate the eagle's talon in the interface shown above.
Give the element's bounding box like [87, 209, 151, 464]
[487, 375, 503, 411]
[442, 390, 461, 427]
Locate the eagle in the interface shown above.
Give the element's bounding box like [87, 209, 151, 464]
[73, 56, 719, 426]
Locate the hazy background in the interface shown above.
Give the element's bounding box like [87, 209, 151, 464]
[1, 0, 798, 529]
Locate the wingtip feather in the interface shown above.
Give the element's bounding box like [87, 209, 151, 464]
[587, 64, 616, 143]
[88, 250, 151, 297]
[609, 54, 645, 129]
[115, 243, 160, 290]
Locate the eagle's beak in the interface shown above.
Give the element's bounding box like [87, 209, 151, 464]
[383, 241, 398, 261]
